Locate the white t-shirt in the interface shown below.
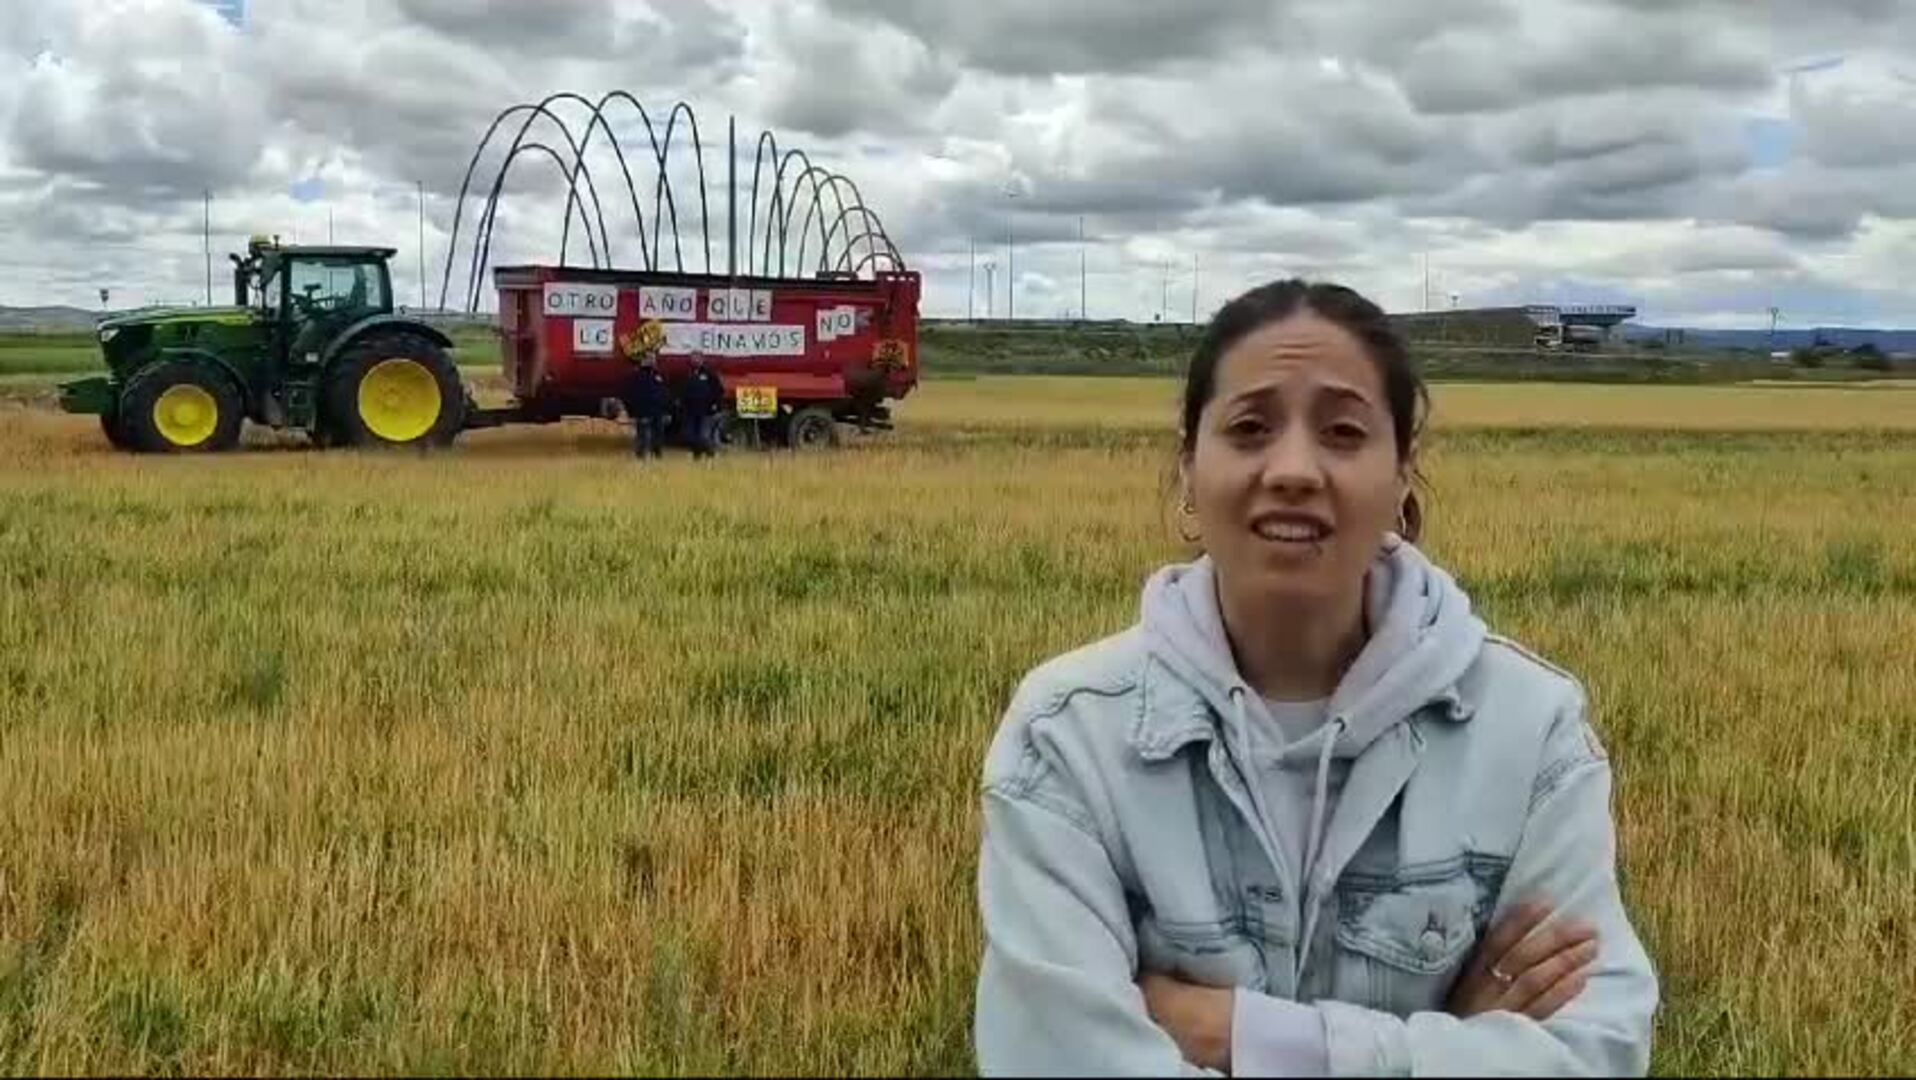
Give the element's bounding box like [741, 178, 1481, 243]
[1246, 696, 1345, 889]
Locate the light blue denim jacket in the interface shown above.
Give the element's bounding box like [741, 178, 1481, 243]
[975, 542, 1658, 1076]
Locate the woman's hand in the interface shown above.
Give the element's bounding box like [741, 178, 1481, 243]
[1138, 972, 1234, 1072]
[1448, 900, 1601, 1020]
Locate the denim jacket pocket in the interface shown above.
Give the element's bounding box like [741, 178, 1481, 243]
[1137, 916, 1266, 989]
[1332, 871, 1479, 1016]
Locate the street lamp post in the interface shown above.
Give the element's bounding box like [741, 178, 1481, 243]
[1005, 184, 1021, 323]
[968, 237, 976, 321]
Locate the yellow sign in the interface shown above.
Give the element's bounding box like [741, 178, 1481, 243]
[736, 386, 778, 419]
[618, 320, 668, 362]
[874, 338, 911, 370]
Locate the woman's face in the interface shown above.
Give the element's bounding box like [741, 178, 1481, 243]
[1183, 311, 1409, 608]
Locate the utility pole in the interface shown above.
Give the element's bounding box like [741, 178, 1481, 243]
[1161, 260, 1171, 323]
[1006, 204, 1016, 323]
[1004, 183, 1022, 322]
[1079, 216, 1087, 323]
[984, 261, 997, 319]
[1423, 252, 1431, 312]
[968, 237, 976, 321]
[328, 206, 335, 245]
[1191, 254, 1199, 324]
[202, 190, 211, 306]
[1769, 306, 1782, 348]
[727, 116, 738, 278]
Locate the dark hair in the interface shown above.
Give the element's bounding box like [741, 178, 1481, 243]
[1179, 279, 1430, 541]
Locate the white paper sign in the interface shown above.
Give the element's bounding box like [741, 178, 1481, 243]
[707, 289, 774, 322]
[637, 286, 699, 321]
[662, 323, 806, 358]
[574, 319, 615, 354]
[544, 283, 618, 318]
[817, 305, 858, 342]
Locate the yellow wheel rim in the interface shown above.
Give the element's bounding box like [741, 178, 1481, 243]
[152, 385, 219, 448]
[358, 359, 442, 443]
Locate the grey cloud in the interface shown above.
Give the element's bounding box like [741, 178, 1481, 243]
[1662, 234, 1799, 275]
[393, 0, 623, 58]
[6, 6, 266, 203]
[640, 0, 750, 74]
[1199, 210, 1371, 262]
[1796, 90, 1916, 168]
[2, 0, 1915, 323]
[757, 6, 960, 138]
[1707, 164, 1916, 239]
[1011, 178, 1209, 219]
[1289, 0, 1517, 67]
[1075, 64, 1457, 210]
[822, 0, 1285, 75]
[261, 25, 522, 196]
[1394, 10, 1772, 115]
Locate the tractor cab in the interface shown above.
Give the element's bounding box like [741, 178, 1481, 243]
[234, 237, 396, 367]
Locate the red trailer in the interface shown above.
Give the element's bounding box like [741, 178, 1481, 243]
[477, 265, 921, 448]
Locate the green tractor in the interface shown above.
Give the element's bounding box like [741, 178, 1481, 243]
[60, 236, 466, 452]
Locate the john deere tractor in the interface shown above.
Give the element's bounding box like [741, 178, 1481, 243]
[59, 237, 466, 452]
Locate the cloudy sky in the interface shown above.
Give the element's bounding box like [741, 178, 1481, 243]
[3, 0, 1915, 328]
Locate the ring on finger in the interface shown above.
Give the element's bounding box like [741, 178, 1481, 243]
[1490, 967, 1515, 985]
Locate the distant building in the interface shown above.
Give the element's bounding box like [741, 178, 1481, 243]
[1391, 303, 1638, 351]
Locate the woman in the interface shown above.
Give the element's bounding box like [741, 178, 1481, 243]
[974, 281, 1657, 1076]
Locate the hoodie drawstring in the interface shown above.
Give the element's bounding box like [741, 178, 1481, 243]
[1294, 716, 1346, 981]
[1300, 716, 1345, 893]
[1228, 685, 1349, 984]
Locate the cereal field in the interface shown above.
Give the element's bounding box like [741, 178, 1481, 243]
[1, 378, 1912, 1075]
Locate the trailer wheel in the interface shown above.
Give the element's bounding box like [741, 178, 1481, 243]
[714, 410, 762, 451]
[324, 333, 466, 449]
[120, 361, 244, 454]
[787, 406, 839, 452]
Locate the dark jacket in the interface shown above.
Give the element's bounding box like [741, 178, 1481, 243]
[623, 365, 670, 419]
[682, 365, 726, 416]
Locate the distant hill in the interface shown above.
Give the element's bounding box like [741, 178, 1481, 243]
[1622, 323, 1916, 354]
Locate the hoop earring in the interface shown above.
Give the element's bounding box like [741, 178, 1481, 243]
[1177, 496, 1201, 544]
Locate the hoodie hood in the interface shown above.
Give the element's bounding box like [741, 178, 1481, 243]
[1140, 538, 1487, 761]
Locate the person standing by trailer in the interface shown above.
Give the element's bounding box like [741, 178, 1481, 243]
[681, 351, 726, 459]
[623, 350, 670, 459]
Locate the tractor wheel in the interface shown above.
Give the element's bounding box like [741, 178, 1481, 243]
[323, 334, 465, 449]
[787, 406, 840, 452]
[119, 361, 244, 454]
[99, 410, 134, 451]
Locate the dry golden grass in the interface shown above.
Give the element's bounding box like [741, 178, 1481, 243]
[911, 375, 1916, 433]
[1, 378, 1913, 1075]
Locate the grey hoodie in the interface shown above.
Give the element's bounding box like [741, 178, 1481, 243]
[976, 541, 1657, 1076]
[1143, 545, 1487, 969]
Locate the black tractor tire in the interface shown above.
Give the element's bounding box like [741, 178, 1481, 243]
[787, 406, 840, 452]
[99, 410, 134, 451]
[119, 361, 244, 454]
[322, 334, 466, 449]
